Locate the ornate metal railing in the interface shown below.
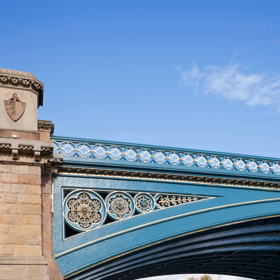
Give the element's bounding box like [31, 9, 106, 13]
[51, 136, 280, 175]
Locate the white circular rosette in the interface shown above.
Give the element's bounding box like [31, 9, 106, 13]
[134, 193, 155, 213]
[105, 192, 135, 220]
[64, 190, 106, 231]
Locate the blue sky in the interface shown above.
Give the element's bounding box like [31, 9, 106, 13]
[1, 1, 278, 279]
[1, 1, 280, 159]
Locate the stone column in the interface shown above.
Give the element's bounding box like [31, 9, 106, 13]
[0, 68, 63, 279]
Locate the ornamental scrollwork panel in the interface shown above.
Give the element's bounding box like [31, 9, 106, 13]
[63, 189, 211, 234]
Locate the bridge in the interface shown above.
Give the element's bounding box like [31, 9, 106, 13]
[1, 68, 280, 280]
[51, 136, 280, 280]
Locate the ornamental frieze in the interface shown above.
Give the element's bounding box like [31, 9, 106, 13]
[63, 189, 210, 232]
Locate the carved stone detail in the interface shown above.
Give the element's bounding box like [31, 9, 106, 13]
[0, 68, 44, 106]
[4, 93, 26, 122]
[38, 120, 55, 135]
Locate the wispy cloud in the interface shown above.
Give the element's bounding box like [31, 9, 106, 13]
[180, 63, 280, 109]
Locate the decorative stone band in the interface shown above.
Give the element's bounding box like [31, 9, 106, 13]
[52, 138, 280, 177]
[0, 68, 44, 107]
[38, 120, 55, 135]
[57, 166, 280, 190]
[0, 138, 62, 162]
[63, 189, 209, 232]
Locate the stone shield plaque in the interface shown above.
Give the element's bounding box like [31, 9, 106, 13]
[4, 93, 26, 122]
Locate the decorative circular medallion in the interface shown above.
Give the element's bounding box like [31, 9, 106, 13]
[64, 190, 106, 231]
[105, 192, 135, 220]
[134, 193, 155, 213]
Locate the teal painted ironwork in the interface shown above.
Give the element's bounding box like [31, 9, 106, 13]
[52, 136, 280, 176]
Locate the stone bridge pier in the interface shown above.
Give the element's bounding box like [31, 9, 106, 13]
[0, 68, 63, 279]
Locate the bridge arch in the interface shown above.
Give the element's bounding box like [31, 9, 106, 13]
[51, 137, 280, 280]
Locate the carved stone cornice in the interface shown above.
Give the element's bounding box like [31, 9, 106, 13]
[0, 138, 61, 162]
[38, 120, 55, 135]
[0, 68, 44, 107]
[57, 166, 280, 191]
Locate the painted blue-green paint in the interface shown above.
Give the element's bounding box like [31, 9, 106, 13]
[52, 174, 280, 278]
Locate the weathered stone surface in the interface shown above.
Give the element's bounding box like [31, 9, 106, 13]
[12, 184, 28, 194]
[0, 204, 21, 214]
[1, 173, 18, 183]
[0, 165, 10, 173]
[18, 175, 40, 185]
[15, 245, 41, 256]
[21, 204, 41, 215]
[17, 194, 41, 204]
[3, 245, 14, 255]
[4, 193, 17, 203]
[10, 166, 30, 175]
[29, 166, 41, 176]
[0, 256, 49, 280]
[0, 183, 11, 193]
[28, 236, 41, 246]
[28, 215, 41, 225]
[28, 185, 41, 194]
[2, 215, 29, 225]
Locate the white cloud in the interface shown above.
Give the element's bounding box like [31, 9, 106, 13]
[180, 63, 280, 109]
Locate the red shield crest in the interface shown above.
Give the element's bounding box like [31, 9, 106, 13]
[4, 93, 26, 122]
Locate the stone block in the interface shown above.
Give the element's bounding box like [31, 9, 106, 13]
[2, 215, 29, 225]
[28, 236, 41, 246]
[1, 235, 28, 245]
[15, 245, 42, 256]
[0, 164, 10, 173]
[8, 225, 29, 236]
[0, 264, 27, 279]
[27, 264, 49, 280]
[4, 193, 17, 203]
[28, 185, 41, 195]
[42, 201, 52, 213]
[29, 166, 41, 175]
[8, 225, 41, 236]
[21, 204, 41, 214]
[12, 184, 28, 194]
[0, 225, 10, 235]
[0, 245, 3, 255]
[1, 173, 17, 183]
[3, 245, 15, 255]
[0, 204, 21, 214]
[28, 215, 41, 225]
[18, 175, 40, 185]
[10, 165, 30, 175]
[17, 194, 41, 204]
[0, 183, 11, 193]
[28, 225, 41, 236]
[0, 193, 4, 203]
